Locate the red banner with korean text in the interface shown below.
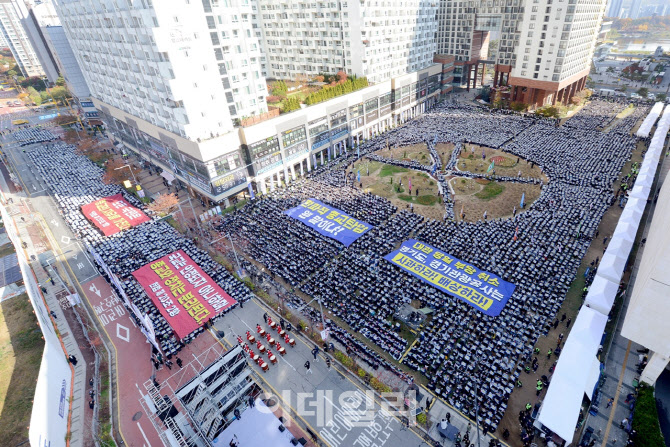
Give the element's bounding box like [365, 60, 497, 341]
[81, 194, 150, 236]
[131, 250, 236, 339]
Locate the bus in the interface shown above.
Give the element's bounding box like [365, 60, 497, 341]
[11, 119, 29, 125]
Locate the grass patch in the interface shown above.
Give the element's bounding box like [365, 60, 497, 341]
[397, 195, 414, 202]
[379, 165, 408, 177]
[475, 178, 491, 185]
[0, 293, 45, 447]
[416, 195, 438, 206]
[475, 182, 505, 200]
[632, 384, 665, 447]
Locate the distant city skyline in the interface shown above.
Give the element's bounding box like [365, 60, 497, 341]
[607, 0, 670, 18]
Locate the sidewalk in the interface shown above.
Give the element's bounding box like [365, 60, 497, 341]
[0, 178, 89, 446]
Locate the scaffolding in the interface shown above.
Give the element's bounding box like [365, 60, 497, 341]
[138, 342, 257, 447]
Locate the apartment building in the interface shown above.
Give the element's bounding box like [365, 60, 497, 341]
[436, 0, 607, 107]
[258, 0, 438, 84]
[0, 0, 45, 77]
[52, 0, 268, 140]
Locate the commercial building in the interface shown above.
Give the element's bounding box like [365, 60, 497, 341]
[101, 63, 444, 203]
[436, 0, 607, 107]
[52, 0, 451, 205]
[0, 0, 45, 77]
[257, 0, 438, 84]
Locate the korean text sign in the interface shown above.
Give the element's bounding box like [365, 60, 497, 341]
[384, 239, 515, 316]
[284, 198, 372, 247]
[132, 250, 236, 339]
[81, 194, 150, 236]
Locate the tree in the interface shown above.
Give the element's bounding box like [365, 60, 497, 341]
[55, 75, 66, 86]
[282, 96, 301, 112]
[63, 129, 79, 144]
[26, 86, 42, 105]
[20, 76, 46, 91]
[49, 86, 71, 102]
[336, 70, 348, 83]
[147, 193, 179, 216]
[637, 87, 649, 98]
[7, 70, 16, 77]
[103, 159, 141, 185]
[52, 114, 76, 126]
[76, 136, 100, 155]
[656, 93, 666, 102]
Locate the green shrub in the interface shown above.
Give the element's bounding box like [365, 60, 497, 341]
[334, 350, 354, 368]
[304, 76, 369, 105]
[369, 377, 391, 393]
[416, 413, 427, 426]
[358, 368, 367, 379]
[632, 384, 665, 447]
[243, 278, 255, 291]
[282, 96, 301, 112]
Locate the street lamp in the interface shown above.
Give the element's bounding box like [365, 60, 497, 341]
[211, 233, 244, 278]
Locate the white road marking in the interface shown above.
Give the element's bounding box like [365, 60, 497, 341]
[136, 422, 152, 447]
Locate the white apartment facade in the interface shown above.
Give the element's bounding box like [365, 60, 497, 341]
[0, 0, 45, 77]
[436, 0, 606, 107]
[52, 0, 268, 140]
[258, 0, 438, 84]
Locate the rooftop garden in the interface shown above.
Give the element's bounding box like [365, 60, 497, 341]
[266, 71, 369, 114]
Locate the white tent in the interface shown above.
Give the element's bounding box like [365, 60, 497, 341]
[584, 274, 619, 315]
[537, 307, 608, 442]
[598, 251, 628, 283]
[638, 163, 655, 177]
[619, 200, 644, 228]
[585, 357, 603, 396]
[636, 102, 664, 138]
[607, 231, 634, 259]
[635, 173, 654, 190]
[630, 185, 651, 201]
[612, 221, 638, 242]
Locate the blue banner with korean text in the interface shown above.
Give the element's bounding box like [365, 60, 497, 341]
[384, 239, 516, 316]
[284, 198, 373, 247]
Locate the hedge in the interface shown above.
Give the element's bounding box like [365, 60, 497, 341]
[304, 77, 369, 105]
[632, 384, 665, 447]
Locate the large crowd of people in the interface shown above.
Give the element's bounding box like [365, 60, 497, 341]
[26, 143, 252, 355]
[23, 97, 647, 439]
[13, 127, 57, 146]
[216, 100, 640, 434]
